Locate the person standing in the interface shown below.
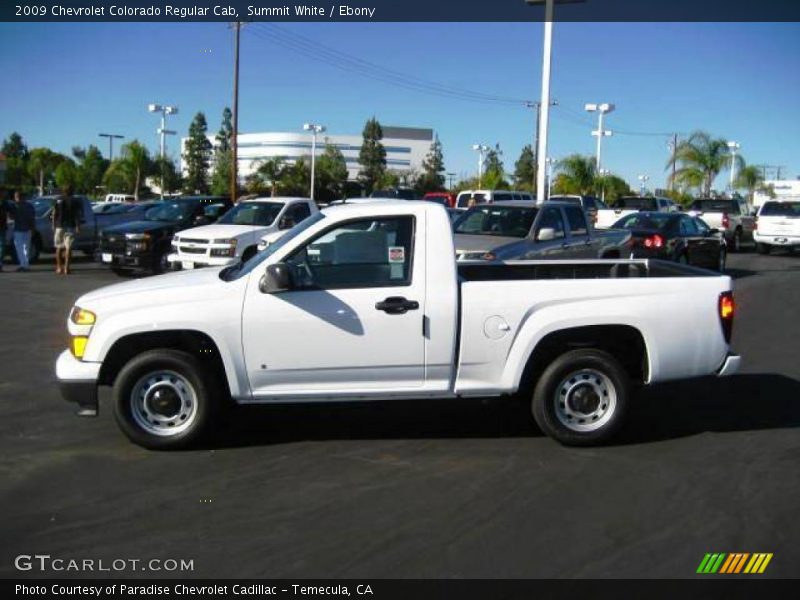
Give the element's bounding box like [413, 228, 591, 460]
[12, 191, 36, 272]
[0, 193, 9, 272]
[52, 186, 81, 275]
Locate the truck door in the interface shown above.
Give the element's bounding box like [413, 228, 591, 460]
[563, 205, 595, 257]
[528, 206, 569, 257]
[242, 214, 426, 397]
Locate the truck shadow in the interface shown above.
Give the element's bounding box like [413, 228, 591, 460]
[207, 373, 800, 449]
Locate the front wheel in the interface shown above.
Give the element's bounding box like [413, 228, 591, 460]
[532, 349, 630, 446]
[112, 349, 219, 450]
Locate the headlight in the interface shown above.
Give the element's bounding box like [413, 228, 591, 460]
[70, 307, 96, 325]
[71, 336, 89, 359]
[213, 238, 237, 246]
[211, 238, 237, 257]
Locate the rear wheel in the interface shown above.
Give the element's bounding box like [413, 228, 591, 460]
[756, 243, 771, 255]
[113, 349, 220, 450]
[731, 229, 742, 253]
[531, 349, 630, 446]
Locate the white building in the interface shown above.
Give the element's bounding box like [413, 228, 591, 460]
[182, 126, 434, 183]
[754, 179, 800, 207]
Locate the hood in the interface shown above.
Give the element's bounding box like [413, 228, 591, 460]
[102, 220, 175, 235]
[80, 267, 228, 306]
[176, 223, 270, 240]
[454, 233, 521, 254]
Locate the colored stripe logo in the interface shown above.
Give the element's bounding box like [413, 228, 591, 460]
[697, 553, 773, 574]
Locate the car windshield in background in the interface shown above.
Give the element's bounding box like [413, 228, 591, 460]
[217, 202, 284, 226]
[613, 213, 674, 230]
[690, 200, 735, 212]
[145, 200, 195, 222]
[454, 206, 537, 238]
[760, 202, 800, 217]
[614, 197, 658, 210]
[31, 197, 55, 217]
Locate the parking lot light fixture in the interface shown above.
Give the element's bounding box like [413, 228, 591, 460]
[585, 102, 614, 171]
[727, 141, 741, 192]
[303, 123, 326, 201]
[638, 174, 650, 195]
[148, 103, 179, 199]
[472, 144, 491, 189]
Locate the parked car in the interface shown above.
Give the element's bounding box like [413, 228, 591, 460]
[97, 196, 231, 276]
[423, 192, 456, 207]
[455, 189, 534, 209]
[686, 198, 755, 252]
[548, 194, 609, 225]
[452, 201, 631, 261]
[168, 197, 318, 270]
[5, 195, 99, 263]
[104, 193, 136, 203]
[595, 196, 679, 229]
[95, 201, 163, 231]
[612, 211, 727, 272]
[56, 201, 740, 450]
[369, 188, 418, 200]
[754, 200, 800, 254]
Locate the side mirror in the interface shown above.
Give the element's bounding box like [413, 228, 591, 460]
[537, 227, 556, 242]
[750, 210, 758, 217]
[259, 262, 292, 294]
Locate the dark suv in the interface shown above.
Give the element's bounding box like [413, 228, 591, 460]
[98, 196, 232, 275]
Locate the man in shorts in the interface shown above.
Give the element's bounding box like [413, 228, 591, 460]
[52, 186, 82, 275]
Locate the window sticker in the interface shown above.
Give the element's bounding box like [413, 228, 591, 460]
[388, 246, 405, 263]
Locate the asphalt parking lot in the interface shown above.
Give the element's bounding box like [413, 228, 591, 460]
[1, 250, 799, 579]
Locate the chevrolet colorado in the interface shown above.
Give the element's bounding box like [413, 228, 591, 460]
[56, 201, 740, 449]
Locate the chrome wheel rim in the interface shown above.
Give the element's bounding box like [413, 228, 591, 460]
[130, 370, 198, 436]
[554, 369, 617, 432]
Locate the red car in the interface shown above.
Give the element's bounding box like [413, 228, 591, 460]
[423, 192, 456, 208]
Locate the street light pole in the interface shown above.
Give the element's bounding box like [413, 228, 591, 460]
[231, 20, 241, 204]
[585, 103, 614, 171]
[727, 141, 740, 193]
[546, 156, 555, 198]
[638, 174, 650, 195]
[98, 133, 124, 161]
[303, 123, 326, 201]
[148, 103, 179, 198]
[598, 167, 610, 203]
[525, 99, 558, 192]
[472, 144, 490, 188]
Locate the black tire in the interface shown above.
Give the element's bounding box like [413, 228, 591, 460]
[153, 250, 170, 275]
[717, 247, 727, 272]
[756, 243, 771, 255]
[240, 246, 258, 263]
[29, 235, 41, 264]
[531, 349, 630, 446]
[112, 349, 220, 450]
[731, 229, 742, 253]
[111, 267, 133, 277]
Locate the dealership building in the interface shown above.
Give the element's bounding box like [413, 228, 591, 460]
[182, 126, 434, 183]
[754, 179, 800, 207]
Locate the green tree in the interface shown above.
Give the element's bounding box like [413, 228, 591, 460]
[121, 140, 151, 201]
[246, 156, 285, 196]
[1, 132, 30, 189]
[183, 112, 212, 194]
[735, 165, 764, 204]
[314, 144, 349, 204]
[28, 148, 66, 195]
[357, 117, 386, 194]
[102, 159, 132, 195]
[279, 157, 311, 197]
[513, 145, 535, 191]
[594, 174, 631, 204]
[667, 131, 742, 196]
[54, 159, 79, 192]
[415, 136, 446, 195]
[211, 107, 234, 196]
[152, 156, 182, 195]
[484, 144, 504, 179]
[72, 145, 108, 196]
[553, 154, 597, 195]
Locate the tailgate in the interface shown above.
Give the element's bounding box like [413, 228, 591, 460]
[757, 216, 800, 236]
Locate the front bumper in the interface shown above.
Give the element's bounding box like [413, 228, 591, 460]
[167, 252, 237, 270]
[716, 353, 741, 377]
[753, 232, 800, 247]
[96, 250, 152, 270]
[55, 350, 101, 416]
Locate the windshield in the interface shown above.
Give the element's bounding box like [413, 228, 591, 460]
[217, 202, 284, 226]
[31, 197, 55, 217]
[614, 197, 658, 210]
[760, 201, 800, 217]
[612, 212, 674, 230]
[145, 200, 196, 222]
[223, 211, 326, 281]
[454, 205, 537, 237]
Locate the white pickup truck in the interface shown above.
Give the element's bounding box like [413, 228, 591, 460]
[595, 196, 679, 229]
[56, 201, 740, 449]
[167, 197, 317, 270]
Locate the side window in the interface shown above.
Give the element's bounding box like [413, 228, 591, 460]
[695, 218, 710, 235]
[285, 203, 312, 226]
[537, 208, 566, 240]
[584, 198, 597, 210]
[286, 217, 414, 290]
[680, 216, 699, 236]
[728, 202, 741, 215]
[564, 205, 588, 236]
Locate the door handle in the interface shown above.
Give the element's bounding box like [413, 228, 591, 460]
[375, 296, 419, 314]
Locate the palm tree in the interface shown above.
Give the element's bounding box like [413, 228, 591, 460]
[120, 141, 150, 201]
[28, 148, 64, 195]
[554, 154, 596, 195]
[735, 165, 764, 204]
[666, 131, 743, 196]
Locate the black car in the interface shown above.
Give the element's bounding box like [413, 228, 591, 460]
[98, 196, 232, 275]
[612, 211, 726, 271]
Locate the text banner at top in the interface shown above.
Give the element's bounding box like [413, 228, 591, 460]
[5, 0, 800, 22]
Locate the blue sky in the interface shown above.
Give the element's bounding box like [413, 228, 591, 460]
[1, 21, 798, 190]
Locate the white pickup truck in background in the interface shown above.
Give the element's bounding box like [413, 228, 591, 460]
[56, 201, 740, 449]
[687, 198, 755, 252]
[595, 196, 679, 229]
[754, 200, 800, 254]
[168, 197, 318, 270]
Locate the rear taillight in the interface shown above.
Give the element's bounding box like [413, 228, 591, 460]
[721, 212, 730, 229]
[719, 291, 734, 344]
[643, 234, 664, 249]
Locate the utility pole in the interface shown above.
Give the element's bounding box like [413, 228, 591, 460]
[98, 133, 124, 161]
[447, 172, 456, 190]
[668, 133, 678, 192]
[525, 100, 558, 191]
[231, 20, 241, 204]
